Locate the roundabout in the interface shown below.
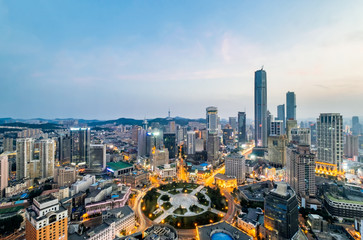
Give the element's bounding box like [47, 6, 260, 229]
[141, 183, 228, 229]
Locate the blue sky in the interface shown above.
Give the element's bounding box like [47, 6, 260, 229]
[1, 1, 363, 120]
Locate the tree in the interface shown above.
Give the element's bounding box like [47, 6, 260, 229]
[0, 215, 23, 235]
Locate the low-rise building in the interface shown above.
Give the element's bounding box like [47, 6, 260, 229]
[103, 206, 136, 236]
[197, 221, 252, 240]
[71, 175, 96, 196]
[144, 224, 178, 240]
[121, 171, 149, 188]
[106, 162, 134, 177]
[215, 173, 237, 188]
[156, 163, 177, 179]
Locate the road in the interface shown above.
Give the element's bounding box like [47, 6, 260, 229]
[133, 188, 153, 233]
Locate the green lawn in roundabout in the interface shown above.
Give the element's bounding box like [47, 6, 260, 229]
[164, 211, 222, 229]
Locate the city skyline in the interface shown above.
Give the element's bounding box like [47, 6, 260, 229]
[1, 1, 363, 119]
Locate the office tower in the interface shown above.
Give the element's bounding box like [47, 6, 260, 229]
[16, 138, 34, 180]
[344, 135, 359, 158]
[58, 134, 71, 165]
[238, 112, 247, 144]
[267, 110, 272, 136]
[131, 125, 140, 144]
[0, 153, 8, 197]
[267, 135, 288, 167]
[229, 117, 237, 132]
[54, 166, 76, 187]
[70, 127, 90, 165]
[286, 119, 298, 141]
[270, 120, 284, 136]
[176, 126, 184, 145]
[26, 195, 68, 240]
[225, 153, 245, 185]
[316, 113, 343, 173]
[264, 182, 299, 240]
[3, 137, 14, 152]
[206, 106, 218, 134]
[146, 130, 163, 157]
[254, 68, 268, 147]
[137, 128, 147, 157]
[276, 104, 285, 129]
[352, 116, 361, 136]
[39, 139, 55, 179]
[286, 145, 316, 198]
[186, 131, 196, 155]
[89, 144, 106, 170]
[286, 91, 296, 121]
[309, 122, 317, 146]
[207, 132, 219, 166]
[290, 128, 311, 146]
[163, 133, 177, 159]
[222, 125, 234, 146]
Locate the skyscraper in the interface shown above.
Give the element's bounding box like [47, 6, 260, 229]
[344, 135, 359, 158]
[254, 69, 267, 147]
[264, 182, 299, 240]
[0, 153, 8, 197]
[70, 127, 90, 165]
[39, 139, 55, 179]
[229, 117, 237, 133]
[16, 138, 34, 180]
[163, 133, 177, 159]
[58, 134, 71, 165]
[225, 153, 245, 185]
[89, 144, 106, 171]
[276, 104, 285, 129]
[238, 112, 247, 144]
[206, 106, 218, 134]
[207, 132, 219, 166]
[187, 131, 196, 155]
[286, 91, 296, 121]
[316, 113, 343, 174]
[286, 145, 316, 198]
[352, 116, 361, 136]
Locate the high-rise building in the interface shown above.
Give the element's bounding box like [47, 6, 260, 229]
[229, 117, 237, 133]
[137, 128, 147, 157]
[70, 127, 90, 165]
[186, 131, 196, 155]
[344, 135, 359, 158]
[286, 145, 316, 198]
[54, 166, 76, 187]
[89, 144, 106, 171]
[168, 121, 176, 133]
[26, 195, 68, 240]
[222, 125, 234, 146]
[267, 135, 288, 167]
[206, 106, 218, 134]
[286, 119, 298, 141]
[276, 104, 285, 129]
[0, 153, 8, 197]
[3, 137, 14, 152]
[151, 148, 169, 170]
[264, 182, 299, 240]
[39, 139, 55, 179]
[163, 133, 177, 159]
[207, 132, 219, 166]
[290, 128, 311, 146]
[58, 134, 71, 165]
[316, 113, 343, 174]
[16, 138, 34, 180]
[352, 116, 361, 136]
[270, 120, 284, 136]
[238, 112, 247, 144]
[286, 91, 296, 121]
[254, 68, 267, 147]
[225, 153, 245, 185]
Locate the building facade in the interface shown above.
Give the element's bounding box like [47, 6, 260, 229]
[225, 153, 245, 185]
[316, 113, 343, 174]
[286, 91, 296, 121]
[254, 69, 268, 147]
[238, 112, 247, 144]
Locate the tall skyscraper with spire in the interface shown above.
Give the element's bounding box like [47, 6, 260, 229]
[254, 68, 267, 147]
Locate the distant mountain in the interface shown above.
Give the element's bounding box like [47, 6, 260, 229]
[88, 117, 205, 127]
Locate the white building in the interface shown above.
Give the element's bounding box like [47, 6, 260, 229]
[40, 139, 55, 179]
[316, 113, 343, 173]
[71, 174, 96, 195]
[270, 120, 284, 136]
[156, 164, 177, 179]
[187, 131, 196, 155]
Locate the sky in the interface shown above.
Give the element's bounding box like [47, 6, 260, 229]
[1, 1, 363, 120]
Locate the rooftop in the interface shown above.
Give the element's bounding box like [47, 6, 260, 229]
[107, 161, 133, 171]
[198, 221, 252, 240]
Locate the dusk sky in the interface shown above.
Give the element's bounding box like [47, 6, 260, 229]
[1, 1, 363, 120]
